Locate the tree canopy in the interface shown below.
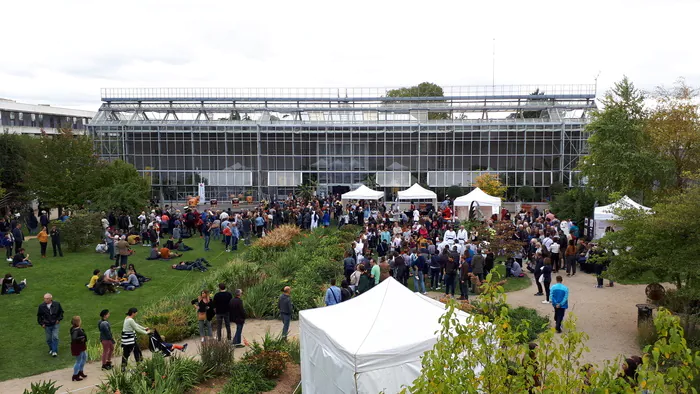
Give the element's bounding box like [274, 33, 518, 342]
[0, 133, 31, 206]
[601, 185, 700, 293]
[473, 173, 506, 199]
[578, 77, 670, 203]
[89, 160, 151, 213]
[386, 82, 449, 120]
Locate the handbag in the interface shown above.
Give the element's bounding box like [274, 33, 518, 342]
[197, 312, 206, 321]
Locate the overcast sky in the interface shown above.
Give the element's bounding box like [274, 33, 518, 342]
[2, 0, 698, 111]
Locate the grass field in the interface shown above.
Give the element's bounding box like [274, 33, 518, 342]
[0, 235, 238, 381]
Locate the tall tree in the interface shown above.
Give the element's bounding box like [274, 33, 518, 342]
[473, 173, 506, 199]
[90, 160, 151, 213]
[26, 131, 100, 211]
[646, 78, 700, 189]
[0, 134, 31, 205]
[386, 82, 449, 120]
[578, 77, 670, 203]
[549, 187, 605, 227]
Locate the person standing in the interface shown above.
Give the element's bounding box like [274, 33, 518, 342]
[50, 225, 63, 257]
[69, 316, 88, 381]
[278, 286, 293, 339]
[471, 250, 485, 294]
[412, 250, 427, 295]
[541, 258, 553, 304]
[549, 275, 569, 333]
[116, 236, 131, 266]
[213, 283, 233, 341]
[12, 223, 23, 255]
[98, 309, 115, 370]
[37, 226, 49, 258]
[37, 293, 64, 357]
[192, 290, 214, 342]
[325, 279, 342, 306]
[202, 221, 211, 251]
[121, 307, 149, 371]
[459, 255, 470, 300]
[230, 289, 246, 347]
[444, 250, 458, 297]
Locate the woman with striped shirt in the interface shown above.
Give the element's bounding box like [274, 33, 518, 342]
[121, 307, 149, 372]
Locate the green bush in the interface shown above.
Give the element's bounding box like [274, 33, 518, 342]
[213, 259, 264, 290]
[60, 211, 103, 252]
[244, 277, 286, 319]
[200, 339, 237, 376]
[22, 380, 62, 394]
[139, 296, 197, 347]
[97, 354, 206, 394]
[508, 306, 550, 343]
[221, 362, 276, 394]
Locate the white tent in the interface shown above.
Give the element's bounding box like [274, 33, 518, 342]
[340, 185, 384, 201]
[299, 277, 476, 394]
[593, 196, 651, 239]
[397, 183, 437, 204]
[454, 187, 502, 218]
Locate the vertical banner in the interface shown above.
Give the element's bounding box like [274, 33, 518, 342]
[198, 183, 205, 203]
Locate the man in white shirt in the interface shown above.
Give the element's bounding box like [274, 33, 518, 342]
[413, 209, 420, 223]
[542, 233, 554, 252]
[220, 211, 230, 221]
[354, 238, 364, 256]
[443, 226, 457, 244]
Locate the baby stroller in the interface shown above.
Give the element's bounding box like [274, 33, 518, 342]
[148, 329, 172, 357]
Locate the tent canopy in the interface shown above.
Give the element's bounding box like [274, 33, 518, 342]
[299, 277, 480, 394]
[341, 185, 384, 201]
[454, 187, 502, 208]
[593, 196, 651, 240]
[397, 183, 437, 201]
[594, 195, 651, 221]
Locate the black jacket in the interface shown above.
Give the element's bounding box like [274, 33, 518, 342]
[278, 293, 293, 315]
[37, 301, 64, 326]
[50, 228, 61, 243]
[213, 291, 233, 315]
[229, 297, 246, 324]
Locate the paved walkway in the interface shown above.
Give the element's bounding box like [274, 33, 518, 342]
[0, 319, 299, 394]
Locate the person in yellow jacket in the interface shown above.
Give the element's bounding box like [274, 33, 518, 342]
[37, 226, 49, 258]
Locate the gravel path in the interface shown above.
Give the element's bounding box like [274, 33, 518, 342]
[0, 319, 299, 394]
[505, 271, 646, 366]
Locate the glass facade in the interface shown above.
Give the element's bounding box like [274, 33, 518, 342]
[90, 86, 594, 201]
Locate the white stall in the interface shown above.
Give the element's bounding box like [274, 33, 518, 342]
[454, 187, 502, 220]
[593, 195, 651, 239]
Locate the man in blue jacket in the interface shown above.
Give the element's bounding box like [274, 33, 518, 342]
[549, 275, 569, 333]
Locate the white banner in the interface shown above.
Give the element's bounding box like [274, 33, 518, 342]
[198, 183, 205, 202]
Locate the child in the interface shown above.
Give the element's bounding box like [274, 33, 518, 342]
[98, 309, 115, 370]
[161, 335, 188, 353]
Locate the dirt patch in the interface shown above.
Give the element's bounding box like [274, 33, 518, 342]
[189, 377, 229, 394]
[262, 362, 301, 394]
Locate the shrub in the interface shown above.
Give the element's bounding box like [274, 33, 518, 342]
[213, 259, 264, 291]
[22, 380, 62, 394]
[60, 211, 103, 252]
[97, 354, 205, 394]
[221, 362, 276, 394]
[243, 350, 291, 379]
[87, 338, 122, 362]
[139, 297, 197, 348]
[507, 306, 550, 342]
[200, 340, 237, 376]
[254, 224, 301, 249]
[285, 338, 301, 364]
[244, 277, 286, 319]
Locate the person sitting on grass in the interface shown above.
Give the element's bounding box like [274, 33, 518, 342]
[159, 245, 182, 260]
[1, 273, 26, 294]
[88, 269, 101, 290]
[128, 264, 150, 283]
[121, 269, 140, 291]
[146, 244, 160, 260]
[12, 248, 33, 268]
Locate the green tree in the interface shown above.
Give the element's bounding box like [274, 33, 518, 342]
[647, 78, 700, 190]
[517, 185, 536, 201]
[0, 134, 31, 205]
[579, 77, 670, 203]
[601, 185, 700, 292]
[90, 160, 151, 213]
[402, 274, 700, 393]
[295, 179, 318, 202]
[446, 185, 464, 200]
[549, 187, 606, 227]
[386, 82, 449, 120]
[59, 211, 103, 252]
[26, 132, 100, 212]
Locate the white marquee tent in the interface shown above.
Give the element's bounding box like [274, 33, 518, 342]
[299, 277, 479, 394]
[340, 185, 384, 201]
[593, 195, 651, 239]
[454, 187, 502, 219]
[397, 183, 437, 205]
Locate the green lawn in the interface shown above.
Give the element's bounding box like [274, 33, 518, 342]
[0, 235, 238, 381]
